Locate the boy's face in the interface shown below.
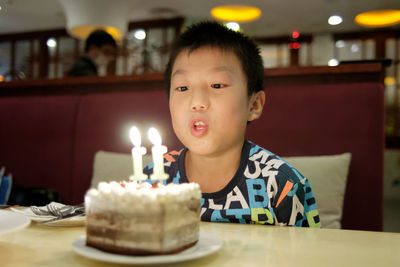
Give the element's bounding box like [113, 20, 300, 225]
[169, 46, 262, 157]
[88, 44, 116, 66]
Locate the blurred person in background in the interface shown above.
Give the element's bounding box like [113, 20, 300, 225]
[68, 29, 116, 77]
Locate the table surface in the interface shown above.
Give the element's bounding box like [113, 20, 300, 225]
[1, 221, 400, 267]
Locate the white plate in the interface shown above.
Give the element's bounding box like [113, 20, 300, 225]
[0, 210, 31, 235]
[72, 232, 223, 265]
[39, 215, 85, 227]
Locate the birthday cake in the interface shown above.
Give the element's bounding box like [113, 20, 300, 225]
[85, 181, 201, 255]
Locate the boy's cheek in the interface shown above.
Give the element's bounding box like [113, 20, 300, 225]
[169, 95, 178, 109]
[170, 108, 184, 126]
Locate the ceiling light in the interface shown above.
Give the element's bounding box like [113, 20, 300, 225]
[328, 15, 343, 25]
[58, 0, 136, 41]
[211, 5, 261, 22]
[0, 6, 2, 11]
[226, 22, 240, 31]
[46, 38, 57, 48]
[328, 59, 339, 66]
[134, 29, 146, 40]
[355, 9, 400, 28]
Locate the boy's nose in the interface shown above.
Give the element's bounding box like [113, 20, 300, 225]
[190, 88, 209, 111]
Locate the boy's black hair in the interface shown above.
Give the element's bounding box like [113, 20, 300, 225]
[164, 21, 264, 97]
[84, 29, 117, 53]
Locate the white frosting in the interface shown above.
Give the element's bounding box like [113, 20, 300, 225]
[85, 181, 201, 212]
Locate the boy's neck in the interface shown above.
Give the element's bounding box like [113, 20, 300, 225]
[184, 141, 244, 193]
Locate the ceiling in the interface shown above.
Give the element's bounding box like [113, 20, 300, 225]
[0, 0, 399, 38]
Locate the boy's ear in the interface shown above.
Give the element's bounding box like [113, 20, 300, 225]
[247, 91, 265, 122]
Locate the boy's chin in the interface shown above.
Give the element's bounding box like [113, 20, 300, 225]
[185, 140, 242, 158]
[184, 141, 216, 156]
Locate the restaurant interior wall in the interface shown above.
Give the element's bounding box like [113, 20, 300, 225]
[4, 21, 399, 146]
[0, 19, 399, 147]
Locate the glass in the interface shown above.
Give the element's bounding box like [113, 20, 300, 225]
[0, 42, 11, 81]
[337, 40, 363, 61]
[15, 40, 30, 79]
[260, 44, 278, 68]
[59, 37, 76, 77]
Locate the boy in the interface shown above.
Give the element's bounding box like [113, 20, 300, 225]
[68, 29, 116, 77]
[144, 21, 321, 227]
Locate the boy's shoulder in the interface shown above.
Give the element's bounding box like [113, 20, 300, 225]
[245, 140, 305, 184]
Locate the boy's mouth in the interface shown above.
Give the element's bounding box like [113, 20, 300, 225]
[191, 119, 208, 137]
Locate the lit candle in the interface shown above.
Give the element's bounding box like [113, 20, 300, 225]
[129, 126, 148, 181]
[148, 127, 169, 181]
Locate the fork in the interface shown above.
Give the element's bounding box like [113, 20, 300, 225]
[71, 203, 85, 213]
[31, 203, 84, 217]
[47, 204, 73, 218]
[30, 206, 51, 216]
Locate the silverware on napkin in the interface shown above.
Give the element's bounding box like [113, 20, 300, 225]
[38, 209, 85, 225]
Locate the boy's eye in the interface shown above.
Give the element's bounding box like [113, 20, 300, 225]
[211, 84, 225, 89]
[176, 86, 188, 92]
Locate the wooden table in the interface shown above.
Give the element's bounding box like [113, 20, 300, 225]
[1, 222, 399, 267]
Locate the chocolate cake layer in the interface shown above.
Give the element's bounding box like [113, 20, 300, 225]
[86, 239, 198, 256]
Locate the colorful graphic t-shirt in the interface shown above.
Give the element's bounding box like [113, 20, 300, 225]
[143, 140, 321, 227]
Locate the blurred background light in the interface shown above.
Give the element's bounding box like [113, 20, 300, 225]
[351, 44, 359, 53]
[211, 5, 261, 22]
[335, 40, 346, 48]
[58, 0, 136, 41]
[226, 22, 240, 31]
[385, 77, 396, 86]
[134, 29, 146, 40]
[328, 15, 343, 25]
[46, 38, 57, 48]
[288, 42, 301, 50]
[328, 58, 339, 66]
[355, 9, 400, 27]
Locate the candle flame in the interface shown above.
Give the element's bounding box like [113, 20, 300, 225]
[148, 127, 162, 146]
[129, 126, 141, 147]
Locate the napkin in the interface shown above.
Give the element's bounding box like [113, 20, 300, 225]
[10, 202, 85, 226]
